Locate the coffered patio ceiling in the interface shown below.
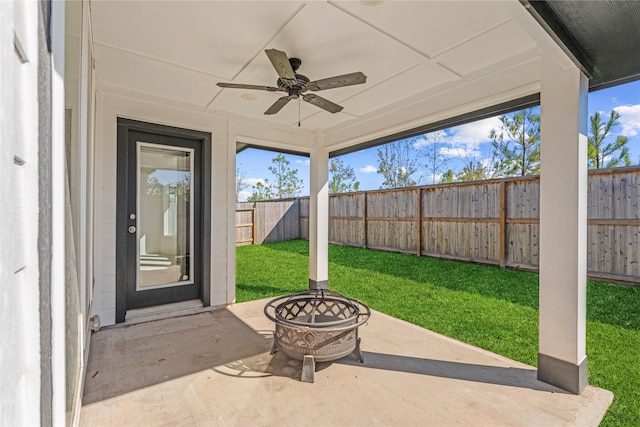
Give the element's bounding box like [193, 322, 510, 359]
[91, 0, 639, 151]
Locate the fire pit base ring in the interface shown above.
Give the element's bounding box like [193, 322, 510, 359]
[264, 289, 370, 383]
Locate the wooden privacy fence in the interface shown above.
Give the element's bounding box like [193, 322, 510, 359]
[237, 166, 640, 284]
[236, 199, 299, 245]
[234, 207, 256, 245]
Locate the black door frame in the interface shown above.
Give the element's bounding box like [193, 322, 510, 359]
[116, 118, 211, 323]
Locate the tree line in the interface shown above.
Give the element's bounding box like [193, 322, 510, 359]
[376, 108, 633, 188]
[237, 108, 634, 200]
[237, 154, 360, 201]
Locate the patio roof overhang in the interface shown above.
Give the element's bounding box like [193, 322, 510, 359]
[87, 0, 639, 396]
[522, 0, 640, 91]
[90, 0, 640, 155]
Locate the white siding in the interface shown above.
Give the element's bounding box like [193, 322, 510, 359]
[1, 1, 43, 425]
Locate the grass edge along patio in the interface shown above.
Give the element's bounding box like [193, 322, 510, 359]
[237, 240, 640, 426]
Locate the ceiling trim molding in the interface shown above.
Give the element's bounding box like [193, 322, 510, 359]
[94, 41, 224, 79]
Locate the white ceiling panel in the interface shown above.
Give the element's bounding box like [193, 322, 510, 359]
[90, 0, 557, 135]
[95, 45, 219, 106]
[331, 1, 513, 58]
[339, 62, 459, 116]
[91, 1, 304, 79]
[435, 21, 538, 76]
[210, 1, 426, 123]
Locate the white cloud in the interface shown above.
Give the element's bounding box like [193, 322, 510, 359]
[614, 104, 640, 137]
[359, 165, 377, 173]
[412, 131, 450, 148]
[243, 177, 267, 187]
[425, 173, 443, 184]
[440, 147, 467, 157]
[237, 190, 252, 202]
[449, 117, 502, 146]
[479, 158, 494, 170]
[411, 135, 429, 148]
[296, 159, 311, 166]
[439, 147, 481, 159]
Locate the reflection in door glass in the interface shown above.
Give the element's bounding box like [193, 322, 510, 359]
[137, 143, 193, 289]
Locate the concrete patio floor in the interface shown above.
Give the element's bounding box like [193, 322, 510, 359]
[80, 298, 613, 426]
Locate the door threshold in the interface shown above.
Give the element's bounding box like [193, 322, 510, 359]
[125, 299, 204, 324]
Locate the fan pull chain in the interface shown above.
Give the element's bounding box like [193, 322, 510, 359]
[298, 97, 301, 127]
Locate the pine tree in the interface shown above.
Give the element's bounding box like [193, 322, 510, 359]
[456, 161, 489, 182]
[489, 109, 540, 177]
[247, 181, 272, 201]
[329, 158, 360, 194]
[377, 139, 418, 189]
[248, 154, 303, 200]
[269, 154, 303, 198]
[421, 130, 451, 184]
[235, 166, 248, 202]
[588, 111, 631, 169]
[440, 170, 455, 184]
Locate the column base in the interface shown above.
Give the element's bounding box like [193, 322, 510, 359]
[308, 279, 328, 290]
[538, 353, 588, 394]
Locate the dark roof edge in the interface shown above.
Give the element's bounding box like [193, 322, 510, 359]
[589, 73, 640, 93]
[519, 0, 593, 79]
[236, 141, 310, 158]
[330, 94, 540, 158]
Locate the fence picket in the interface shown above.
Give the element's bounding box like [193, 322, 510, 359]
[237, 167, 640, 284]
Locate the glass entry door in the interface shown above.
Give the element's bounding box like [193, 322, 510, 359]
[123, 130, 203, 312]
[137, 143, 193, 289]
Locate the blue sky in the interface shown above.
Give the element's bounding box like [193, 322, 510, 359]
[237, 80, 640, 200]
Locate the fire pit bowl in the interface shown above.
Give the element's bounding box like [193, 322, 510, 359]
[264, 289, 370, 382]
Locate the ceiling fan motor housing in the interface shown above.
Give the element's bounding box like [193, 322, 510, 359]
[278, 73, 310, 96]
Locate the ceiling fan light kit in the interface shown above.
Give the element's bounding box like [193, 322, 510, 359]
[217, 48, 367, 118]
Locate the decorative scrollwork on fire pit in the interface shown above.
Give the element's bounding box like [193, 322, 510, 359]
[264, 289, 371, 383]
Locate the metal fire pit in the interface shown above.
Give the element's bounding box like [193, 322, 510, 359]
[264, 289, 370, 383]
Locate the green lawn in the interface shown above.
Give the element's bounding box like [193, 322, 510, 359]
[236, 240, 640, 426]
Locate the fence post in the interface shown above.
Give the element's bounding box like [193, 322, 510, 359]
[362, 192, 368, 249]
[252, 208, 257, 245]
[296, 197, 301, 239]
[416, 188, 421, 256]
[499, 181, 506, 267]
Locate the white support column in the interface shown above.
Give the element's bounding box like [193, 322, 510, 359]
[538, 54, 589, 394]
[308, 143, 329, 290]
[226, 118, 237, 304]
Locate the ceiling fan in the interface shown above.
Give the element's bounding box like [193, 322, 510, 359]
[217, 49, 367, 116]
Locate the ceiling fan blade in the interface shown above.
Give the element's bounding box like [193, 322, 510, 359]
[302, 93, 343, 113]
[264, 95, 297, 115]
[217, 82, 279, 92]
[307, 72, 367, 91]
[265, 49, 296, 82]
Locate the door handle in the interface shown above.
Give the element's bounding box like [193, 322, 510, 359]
[128, 226, 137, 234]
